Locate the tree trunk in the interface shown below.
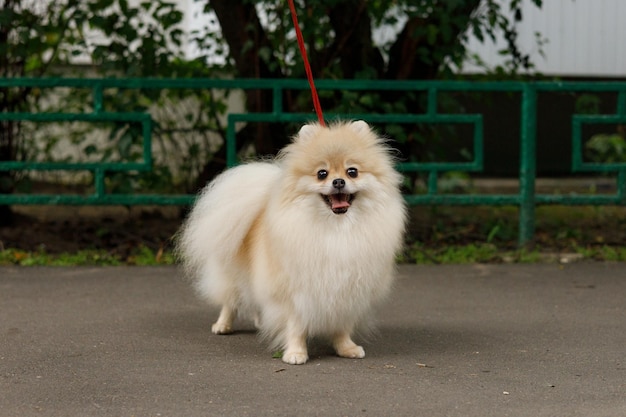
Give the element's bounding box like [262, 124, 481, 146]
[324, 0, 383, 78]
[0, 3, 15, 224]
[196, 1, 289, 190]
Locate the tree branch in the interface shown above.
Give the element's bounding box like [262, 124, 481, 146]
[211, 0, 280, 79]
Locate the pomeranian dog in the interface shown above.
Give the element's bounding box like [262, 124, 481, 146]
[177, 120, 406, 365]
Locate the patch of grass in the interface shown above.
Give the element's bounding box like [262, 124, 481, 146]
[401, 243, 544, 264]
[404, 205, 626, 263]
[0, 246, 176, 266]
[572, 245, 626, 262]
[400, 242, 626, 264]
[1, 243, 623, 266]
[125, 245, 177, 266]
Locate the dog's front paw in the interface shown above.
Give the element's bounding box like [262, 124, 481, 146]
[281, 350, 309, 365]
[336, 344, 365, 359]
[211, 322, 233, 335]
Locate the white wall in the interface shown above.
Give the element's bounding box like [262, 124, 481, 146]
[463, 0, 626, 77]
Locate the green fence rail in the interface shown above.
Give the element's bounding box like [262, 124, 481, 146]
[1, 78, 626, 246]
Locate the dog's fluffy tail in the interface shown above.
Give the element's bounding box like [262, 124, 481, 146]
[176, 162, 280, 280]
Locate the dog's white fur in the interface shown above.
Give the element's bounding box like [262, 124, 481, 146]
[178, 120, 406, 364]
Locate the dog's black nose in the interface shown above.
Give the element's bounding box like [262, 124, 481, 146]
[332, 178, 345, 189]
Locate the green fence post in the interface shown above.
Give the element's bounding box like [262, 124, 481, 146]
[518, 84, 537, 247]
[94, 168, 105, 199]
[93, 80, 103, 114]
[617, 90, 626, 115]
[226, 116, 237, 167]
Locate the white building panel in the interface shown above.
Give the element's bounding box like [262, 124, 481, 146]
[463, 0, 626, 77]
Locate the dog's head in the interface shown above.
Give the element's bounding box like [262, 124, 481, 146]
[278, 120, 402, 216]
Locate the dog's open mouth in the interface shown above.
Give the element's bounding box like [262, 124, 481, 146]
[322, 193, 355, 214]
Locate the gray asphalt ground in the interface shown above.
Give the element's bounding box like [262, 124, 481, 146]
[1, 264, 625, 417]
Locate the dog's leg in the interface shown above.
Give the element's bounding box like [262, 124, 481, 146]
[332, 332, 365, 359]
[211, 305, 236, 334]
[281, 321, 308, 365]
[253, 313, 262, 329]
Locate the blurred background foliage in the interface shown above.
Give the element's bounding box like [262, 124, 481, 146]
[0, 0, 545, 222]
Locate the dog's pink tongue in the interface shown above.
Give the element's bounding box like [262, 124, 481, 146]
[330, 194, 350, 209]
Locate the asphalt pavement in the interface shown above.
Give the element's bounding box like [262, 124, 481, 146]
[1, 263, 625, 417]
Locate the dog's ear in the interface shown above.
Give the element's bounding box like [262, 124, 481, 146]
[348, 120, 370, 134]
[296, 123, 320, 142]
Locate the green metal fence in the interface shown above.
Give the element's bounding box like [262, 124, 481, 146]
[1, 78, 626, 246]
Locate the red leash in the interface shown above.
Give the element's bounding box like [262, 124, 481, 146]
[287, 0, 325, 126]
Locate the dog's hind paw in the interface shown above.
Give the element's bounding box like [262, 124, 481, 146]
[211, 322, 233, 335]
[281, 350, 309, 365]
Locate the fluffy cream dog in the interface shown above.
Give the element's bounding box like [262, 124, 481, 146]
[178, 120, 406, 364]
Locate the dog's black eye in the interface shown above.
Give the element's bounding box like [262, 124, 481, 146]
[347, 167, 358, 178]
[317, 169, 328, 180]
